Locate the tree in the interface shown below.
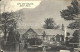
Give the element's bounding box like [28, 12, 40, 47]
[0, 12, 22, 40]
[60, 0, 80, 48]
[43, 18, 59, 29]
[68, 21, 80, 29]
[7, 27, 20, 44]
[0, 12, 16, 40]
[0, 12, 22, 50]
[60, 0, 79, 20]
[69, 30, 79, 48]
[1, 27, 20, 50]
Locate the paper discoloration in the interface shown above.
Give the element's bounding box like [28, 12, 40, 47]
[0, 0, 80, 52]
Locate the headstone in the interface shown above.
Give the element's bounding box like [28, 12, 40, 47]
[60, 50, 70, 52]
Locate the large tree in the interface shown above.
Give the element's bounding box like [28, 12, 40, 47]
[0, 12, 16, 40]
[60, 0, 80, 48]
[60, 0, 79, 29]
[0, 12, 22, 50]
[43, 18, 59, 29]
[0, 12, 22, 40]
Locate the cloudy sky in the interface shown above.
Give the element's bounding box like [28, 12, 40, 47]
[0, 0, 73, 29]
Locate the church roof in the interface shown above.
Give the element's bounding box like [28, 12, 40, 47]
[17, 28, 75, 38]
[17, 28, 64, 37]
[33, 29, 64, 36]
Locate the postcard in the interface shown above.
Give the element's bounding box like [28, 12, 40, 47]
[0, 0, 80, 52]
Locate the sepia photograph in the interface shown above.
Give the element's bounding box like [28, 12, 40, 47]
[0, 0, 80, 52]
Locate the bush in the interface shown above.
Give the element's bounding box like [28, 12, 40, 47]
[27, 38, 42, 45]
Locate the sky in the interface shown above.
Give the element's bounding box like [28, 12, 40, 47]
[0, 0, 74, 29]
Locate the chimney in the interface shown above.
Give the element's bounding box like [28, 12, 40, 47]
[62, 24, 64, 31]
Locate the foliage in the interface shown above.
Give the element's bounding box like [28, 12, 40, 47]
[43, 18, 59, 29]
[60, 0, 79, 47]
[65, 30, 79, 48]
[7, 27, 15, 43]
[1, 27, 20, 51]
[60, 0, 79, 20]
[0, 12, 22, 40]
[27, 38, 42, 45]
[68, 21, 80, 29]
[73, 30, 79, 37]
[69, 30, 79, 48]
[0, 12, 21, 50]
[7, 27, 20, 43]
[0, 12, 15, 40]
